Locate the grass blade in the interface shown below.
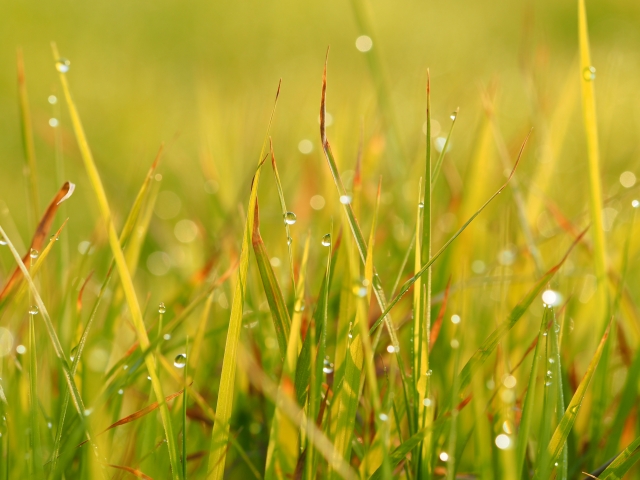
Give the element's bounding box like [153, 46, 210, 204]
[207, 81, 281, 479]
[0, 181, 75, 305]
[599, 436, 640, 480]
[533, 322, 610, 479]
[515, 308, 548, 475]
[369, 132, 531, 335]
[252, 199, 291, 360]
[51, 42, 181, 479]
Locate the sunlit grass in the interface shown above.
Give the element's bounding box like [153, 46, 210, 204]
[1, 1, 640, 479]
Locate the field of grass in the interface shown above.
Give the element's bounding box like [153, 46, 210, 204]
[2, 0, 640, 478]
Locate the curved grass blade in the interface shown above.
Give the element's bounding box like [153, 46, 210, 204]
[208, 80, 281, 480]
[0, 181, 74, 305]
[105, 464, 153, 480]
[533, 322, 610, 479]
[369, 426, 430, 480]
[51, 42, 180, 479]
[252, 199, 291, 360]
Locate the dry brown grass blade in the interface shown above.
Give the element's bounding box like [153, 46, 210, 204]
[105, 464, 154, 480]
[77, 385, 189, 448]
[76, 271, 94, 312]
[0, 181, 75, 301]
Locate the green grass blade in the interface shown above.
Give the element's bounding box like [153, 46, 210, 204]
[599, 436, 640, 480]
[533, 322, 610, 479]
[515, 308, 548, 475]
[269, 137, 296, 294]
[578, 0, 607, 288]
[28, 305, 43, 477]
[51, 42, 180, 479]
[369, 427, 430, 480]
[252, 200, 292, 360]
[550, 310, 567, 480]
[208, 81, 281, 480]
[265, 235, 310, 479]
[431, 107, 458, 191]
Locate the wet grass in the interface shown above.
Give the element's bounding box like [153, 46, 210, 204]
[1, 1, 640, 479]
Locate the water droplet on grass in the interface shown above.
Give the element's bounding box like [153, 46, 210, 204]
[56, 58, 71, 73]
[321, 233, 331, 247]
[450, 112, 457, 121]
[283, 212, 297, 225]
[70, 346, 77, 361]
[583, 66, 596, 81]
[158, 302, 166, 314]
[174, 354, 187, 368]
[30, 249, 39, 259]
[28, 305, 39, 315]
[339, 195, 352, 205]
[322, 357, 334, 374]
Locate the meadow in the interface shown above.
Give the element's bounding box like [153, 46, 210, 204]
[1, 0, 640, 478]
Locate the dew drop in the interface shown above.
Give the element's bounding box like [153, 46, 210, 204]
[158, 302, 166, 314]
[322, 356, 334, 374]
[418, 202, 424, 209]
[48, 95, 58, 105]
[30, 248, 39, 259]
[426, 369, 433, 376]
[339, 195, 352, 205]
[174, 353, 187, 368]
[321, 233, 331, 247]
[378, 413, 388, 422]
[450, 112, 457, 121]
[283, 212, 297, 225]
[163, 333, 171, 341]
[28, 305, 39, 315]
[55, 58, 71, 73]
[352, 277, 369, 297]
[583, 66, 596, 81]
[70, 346, 78, 361]
[287, 236, 293, 246]
[0, 239, 6, 246]
[548, 358, 555, 364]
[118, 389, 124, 395]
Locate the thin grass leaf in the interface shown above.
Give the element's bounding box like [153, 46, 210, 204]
[51, 42, 181, 479]
[17, 47, 39, 224]
[208, 81, 281, 480]
[431, 107, 458, 191]
[105, 464, 153, 480]
[533, 322, 611, 479]
[369, 427, 430, 480]
[550, 309, 567, 480]
[269, 137, 296, 293]
[252, 199, 291, 360]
